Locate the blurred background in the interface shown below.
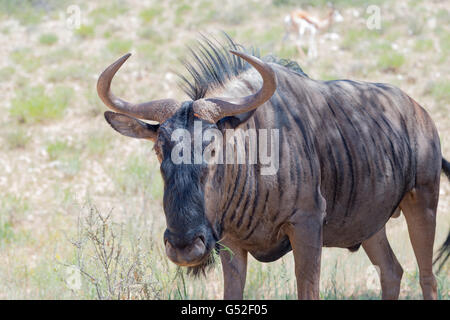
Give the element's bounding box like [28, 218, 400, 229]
[0, 0, 448, 299]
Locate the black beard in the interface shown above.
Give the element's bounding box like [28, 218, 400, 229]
[185, 244, 220, 278]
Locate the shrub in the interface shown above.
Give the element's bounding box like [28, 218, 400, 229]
[39, 33, 58, 45]
[74, 25, 95, 38]
[107, 39, 133, 55]
[140, 6, 163, 23]
[4, 128, 30, 149]
[377, 52, 405, 72]
[10, 86, 73, 123]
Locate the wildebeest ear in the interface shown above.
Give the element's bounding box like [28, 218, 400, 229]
[218, 110, 257, 129]
[104, 111, 159, 141]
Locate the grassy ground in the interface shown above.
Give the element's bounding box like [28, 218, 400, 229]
[0, 0, 448, 299]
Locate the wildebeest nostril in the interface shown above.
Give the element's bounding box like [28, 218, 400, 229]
[164, 234, 208, 266]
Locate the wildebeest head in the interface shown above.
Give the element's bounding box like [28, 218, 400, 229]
[97, 42, 276, 273]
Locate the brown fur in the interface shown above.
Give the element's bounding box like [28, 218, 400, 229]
[101, 38, 447, 300]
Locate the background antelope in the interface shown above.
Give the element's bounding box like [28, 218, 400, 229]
[283, 7, 343, 58]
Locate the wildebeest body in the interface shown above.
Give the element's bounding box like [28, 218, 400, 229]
[206, 63, 440, 260]
[99, 35, 448, 299]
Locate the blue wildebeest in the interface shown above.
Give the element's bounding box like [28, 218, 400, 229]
[98, 36, 449, 299]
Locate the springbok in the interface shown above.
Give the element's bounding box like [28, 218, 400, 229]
[284, 8, 343, 58]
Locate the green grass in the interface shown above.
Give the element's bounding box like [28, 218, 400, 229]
[377, 51, 405, 72]
[10, 48, 41, 72]
[276, 45, 299, 60]
[46, 140, 82, 176]
[0, 0, 46, 25]
[111, 154, 163, 199]
[39, 33, 58, 45]
[0, 66, 14, 82]
[140, 6, 164, 23]
[0, 1, 70, 25]
[74, 25, 95, 38]
[438, 31, 450, 60]
[414, 39, 433, 52]
[46, 64, 88, 83]
[10, 86, 73, 123]
[174, 4, 192, 26]
[43, 47, 80, 64]
[425, 81, 450, 103]
[0, 194, 29, 246]
[85, 132, 111, 156]
[341, 28, 382, 51]
[3, 128, 30, 150]
[136, 42, 160, 62]
[138, 27, 165, 42]
[272, 0, 387, 7]
[107, 39, 133, 55]
[89, 3, 128, 24]
[242, 25, 284, 50]
[46, 140, 76, 161]
[0, 215, 15, 245]
[368, 41, 392, 54]
[407, 16, 424, 36]
[84, 88, 105, 117]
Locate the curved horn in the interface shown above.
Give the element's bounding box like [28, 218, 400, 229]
[193, 50, 277, 123]
[97, 53, 179, 123]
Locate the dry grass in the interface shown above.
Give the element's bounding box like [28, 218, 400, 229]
[0, 0, 448, 299]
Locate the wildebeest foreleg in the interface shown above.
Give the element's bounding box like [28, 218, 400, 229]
[285, 210, 324, 299]
[362, 226, 403, 299]
[219, 240, 248, 299]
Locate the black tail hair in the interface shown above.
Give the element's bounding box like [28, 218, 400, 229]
[434, 158, 450, 272]
[442, 157, 450, 180]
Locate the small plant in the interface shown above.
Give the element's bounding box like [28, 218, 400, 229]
[107, 39, 133, 55]
[138, 27, 164, 42]
[46, 140, 74, 161]
[0, 0, 48, 25]
[111, 154, 164, 200]
[46, 139, 81, 177]
[89, 3, 128, 24]
[74, 25, 95, 38]
[174, 4, 192, 26]
[46, 64, 88, 82]
[10, 48, 41, 72]
[0, 66, 14, 82]
[64, 204, 162, 299]
[140, 6, 163, 23]
[85, 132, 111, 156]
[377, 52, 405, 72]
[10, 86, 73, 123]
[136, 42, 159, 62]
[4, 128, 30, 149]
[0, 194, 29, 246]
[424, 81, 450, 103]
[414, 39, 433, 52]
[0, 214, 14, 245]
[44, 47, 78, 64]
[39, 33, 58, 45]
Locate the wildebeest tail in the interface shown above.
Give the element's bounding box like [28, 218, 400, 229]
[442, 158, 450, 180]
[433, 158, 450, 272]
[434, 231, 449, 273]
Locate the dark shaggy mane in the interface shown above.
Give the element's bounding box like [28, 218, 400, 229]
[179, 33, 308, 101]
